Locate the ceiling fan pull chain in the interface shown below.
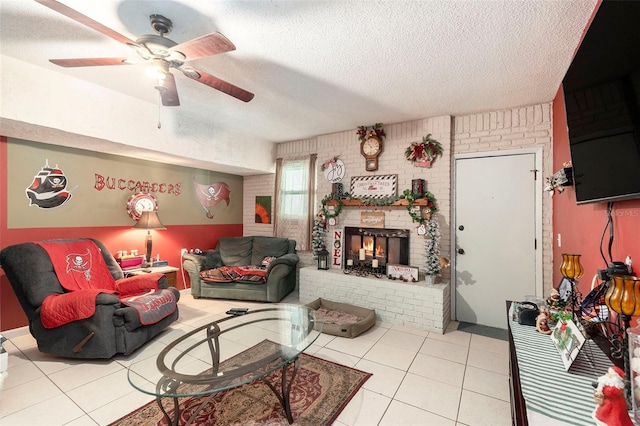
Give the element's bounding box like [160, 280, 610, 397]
[157, 103, 162, 129]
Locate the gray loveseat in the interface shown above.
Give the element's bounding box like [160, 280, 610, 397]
[183, 236, 298, 302]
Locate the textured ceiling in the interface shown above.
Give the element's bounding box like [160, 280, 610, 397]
[0, 0, 598, 174]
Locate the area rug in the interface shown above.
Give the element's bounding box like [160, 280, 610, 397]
[110, 342, 371, 426]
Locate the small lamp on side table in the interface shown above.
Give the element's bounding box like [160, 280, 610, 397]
[133, 211, 166, 267]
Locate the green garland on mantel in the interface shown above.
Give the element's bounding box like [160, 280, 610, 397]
[320, 190, 438, 223]
[403, 189, 438, 225]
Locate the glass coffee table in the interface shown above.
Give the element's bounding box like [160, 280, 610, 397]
[127, 305, 321, 425]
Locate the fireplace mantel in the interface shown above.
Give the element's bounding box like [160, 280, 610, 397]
[325, 198, 431, 207]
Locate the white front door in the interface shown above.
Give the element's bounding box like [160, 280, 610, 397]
[454, 152, 538, 328]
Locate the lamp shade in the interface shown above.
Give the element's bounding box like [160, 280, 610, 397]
[605, 275, 640, 316]
[560, 253, 584, 280]
[133, 211, 166, 231]
[133, 211, 165, 266]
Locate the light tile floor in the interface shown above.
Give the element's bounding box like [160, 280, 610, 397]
[0, 290, 511, 425]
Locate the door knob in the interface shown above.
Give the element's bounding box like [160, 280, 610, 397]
[458, 225, 464, 231]
[458, 248, 465, 255]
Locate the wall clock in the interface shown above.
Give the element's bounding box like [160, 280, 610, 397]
[126, 192, 158, 220]
[361, 135, 383, 171]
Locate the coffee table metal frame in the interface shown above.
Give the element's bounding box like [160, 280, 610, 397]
[128, 306, 320, 426]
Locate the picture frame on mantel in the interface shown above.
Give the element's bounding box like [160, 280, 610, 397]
[350, 174, 397, 198]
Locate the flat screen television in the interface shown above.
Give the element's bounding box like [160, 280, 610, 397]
[562, 0, 640, 205]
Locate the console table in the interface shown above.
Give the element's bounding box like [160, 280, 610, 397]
[507, 301, 631, 425]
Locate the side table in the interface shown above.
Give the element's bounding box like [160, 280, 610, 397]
[125, 265, 179, 287]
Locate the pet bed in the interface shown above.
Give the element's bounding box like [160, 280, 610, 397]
[305, 298, 376, 338]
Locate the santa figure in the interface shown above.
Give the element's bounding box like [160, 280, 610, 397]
[592, 366, 633, 426]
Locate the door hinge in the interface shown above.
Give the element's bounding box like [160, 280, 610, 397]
[535, 239, 537, 250]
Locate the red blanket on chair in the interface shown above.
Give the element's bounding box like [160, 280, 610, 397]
[37, 240, 163, 328]
[37, 240, 117, 292]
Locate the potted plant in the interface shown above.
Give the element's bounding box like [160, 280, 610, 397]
[405, 134, 444, 168]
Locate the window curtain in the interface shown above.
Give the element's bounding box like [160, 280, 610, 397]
[274, 154, 317, 250]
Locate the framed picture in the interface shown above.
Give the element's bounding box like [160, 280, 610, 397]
[350, 175, 397, 198]
[551, 319, 586, 371]
[255, 196, 272, 224]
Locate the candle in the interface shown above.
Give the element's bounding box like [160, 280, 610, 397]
[372, 259, 379, 268]
[347, 259, 353, 266]
[359, 248, 365, 260]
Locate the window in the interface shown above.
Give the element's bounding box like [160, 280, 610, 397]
[275, 155, 316, 250]
[280, 160, 308, 218]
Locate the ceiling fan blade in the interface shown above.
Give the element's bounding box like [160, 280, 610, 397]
[50, 58, 130, 67]
[181, 66, 254, 103]
[35, 0, 137, 47]
[156, 72, 180, 106]
[170, 33, 235, 61]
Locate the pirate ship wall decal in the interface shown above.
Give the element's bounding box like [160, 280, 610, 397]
[193, 178, 230, 219]
[26, 159, 75, 209]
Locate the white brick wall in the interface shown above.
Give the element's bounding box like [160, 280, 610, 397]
[300, 267, 450, 333]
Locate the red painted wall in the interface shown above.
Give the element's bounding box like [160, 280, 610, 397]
[0, 137, 243, 331]
[552, 88, 640, 296]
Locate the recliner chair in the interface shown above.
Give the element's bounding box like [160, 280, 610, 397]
[0, 238, 180, 358]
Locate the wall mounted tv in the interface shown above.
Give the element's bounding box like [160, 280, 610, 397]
[561, 0, 640, 205]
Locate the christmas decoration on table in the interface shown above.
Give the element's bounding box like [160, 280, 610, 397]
[405, 134, 444, 168]
[312, 210, 327, 260]
[356, 123, 386, 141]
[535, 311, 552, 334]
[592, 366, 633, 426]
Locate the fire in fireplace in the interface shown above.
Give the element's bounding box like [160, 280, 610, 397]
[344, 226, 409, 267]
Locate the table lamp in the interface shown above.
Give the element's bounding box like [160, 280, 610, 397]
[560, 253, 584, 320]
[133, 211, 166, 266]
[605, 274, 640, 408]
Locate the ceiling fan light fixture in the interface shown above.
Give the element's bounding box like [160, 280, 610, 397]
[36, 1, 251, 105]
[146, 59, 170, 88]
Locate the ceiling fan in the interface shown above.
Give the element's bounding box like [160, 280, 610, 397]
[35, 0, 254, 106]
